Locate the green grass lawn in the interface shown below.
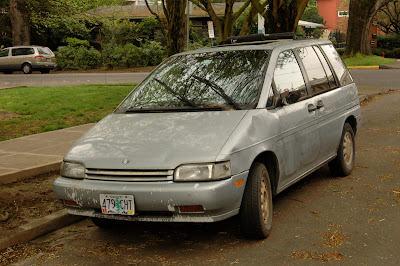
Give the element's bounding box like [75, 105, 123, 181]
[343, 53, 397, 66]
[0, 84, 135, 141]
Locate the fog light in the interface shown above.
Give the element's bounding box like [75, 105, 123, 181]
[179, 205, 204, 213]
[64, 200, 79, 207]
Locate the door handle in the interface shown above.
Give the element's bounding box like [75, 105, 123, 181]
[308, 104, 317, 112]
[317, 100, 324, 109]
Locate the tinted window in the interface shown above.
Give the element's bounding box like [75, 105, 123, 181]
[12, 48, 35, 56]
[298, 46, 330, 95]
[274, 50, 307, 104]
[321, 44, 353, 86]
[313, 46, 337, 89]
[38, 47, 53, 55]
[117, 50, 269, 111]
[0, 49, 8, 57]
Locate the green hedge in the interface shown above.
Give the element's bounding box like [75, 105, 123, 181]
[377, 34, 400, 50]
[56, 38, 166, 70]
[372, 47, 400, 59]
[56, 46, 101, 70]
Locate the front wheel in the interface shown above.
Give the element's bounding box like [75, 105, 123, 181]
[22, 63, 32, 74]
[240, 162, 273, 239]
[329, 123, 355, 177]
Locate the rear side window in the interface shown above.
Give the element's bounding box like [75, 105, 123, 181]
[274, 50, 307, 104]
[313, 46, 337, 89]
[297, 46, 330, 95]
[0, 49, 8, 57]
[12, 48, 35, 56]
[38, 47, 53, 55]
[321, 44, 353, 86]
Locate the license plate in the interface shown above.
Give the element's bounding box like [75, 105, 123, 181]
[100, 194, 135, 215]
[46, 58, 51, 61]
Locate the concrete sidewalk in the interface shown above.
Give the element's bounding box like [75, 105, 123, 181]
[0, 124, 94, 184]
[0, 86, 392, 185]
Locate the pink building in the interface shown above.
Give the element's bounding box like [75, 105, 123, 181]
[316, 0, 349, 31]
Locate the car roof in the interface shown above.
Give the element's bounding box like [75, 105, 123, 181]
[176, 38, 333, 56]
[4, 45, 49, 49]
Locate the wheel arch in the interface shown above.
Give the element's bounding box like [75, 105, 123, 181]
[345, 115, 357, 135]
[252, 151, 280, 196]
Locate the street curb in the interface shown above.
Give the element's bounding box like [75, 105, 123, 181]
[347, 66, 380, 69]
[0, 161, 62, 184]
[0, 209, 84, 252]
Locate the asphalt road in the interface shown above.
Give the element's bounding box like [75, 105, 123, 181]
[11, 91, 400, 265]
[349, 69, 400, 90]
[0, 72, 150, 89]
[1, 69, 399, 90]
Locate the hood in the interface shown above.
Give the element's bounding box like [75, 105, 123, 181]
[65, 111, 248, 170]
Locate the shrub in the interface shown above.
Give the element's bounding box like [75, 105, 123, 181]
[102, 41, 165, 68]
[102, 43, 142, 68]
[139, 41, 166, 66]
[336, 48, 345, 56]
[385, 47, 400, 59]
[56, 44, 101, 70]
[377, 34, 400, 50]
[64, 37, 90, 48]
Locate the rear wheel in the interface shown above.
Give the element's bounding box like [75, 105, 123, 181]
[329, 123, 355, 177]
[22, 63, 32, 74]
[240, 162, 273, 239]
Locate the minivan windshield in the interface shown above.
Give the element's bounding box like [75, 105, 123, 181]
[116, 49, 269, 112]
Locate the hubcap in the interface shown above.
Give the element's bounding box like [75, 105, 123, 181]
[23, 65, 29, 73]
[260, 175, 270, 224]
[343, 132, 353, 166]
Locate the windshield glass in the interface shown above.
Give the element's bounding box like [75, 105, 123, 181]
[116, 49, 269, 112]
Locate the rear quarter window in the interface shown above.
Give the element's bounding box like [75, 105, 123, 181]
[321, 44, 353, 86]
[297, 46, 331, 95]
[38, 47, 53, 55]
[0, 49, 8, 57]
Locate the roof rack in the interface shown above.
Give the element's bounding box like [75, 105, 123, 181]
[220, 32, 296, 46]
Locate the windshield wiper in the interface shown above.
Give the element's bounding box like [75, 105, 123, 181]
[154, 78, 198, 108]
[192, 75, 241, 110]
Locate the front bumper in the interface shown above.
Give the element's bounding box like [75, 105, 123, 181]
[53, 171, 248, 222]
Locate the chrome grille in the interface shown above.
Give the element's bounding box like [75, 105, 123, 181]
[85, 169, 174, 182]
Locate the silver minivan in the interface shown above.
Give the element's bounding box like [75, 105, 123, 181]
[0, 45, 56, 74]
[54, 35, 361, 239]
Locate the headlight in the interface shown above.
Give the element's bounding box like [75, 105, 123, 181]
[174, 162, 231, 181]
[61, 161, 85, 179]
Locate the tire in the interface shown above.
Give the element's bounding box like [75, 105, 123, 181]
[22, 63, 32, 74]
[329, 123, 355, 177]
[240, 161, 273, 239]
[40, 69, 50, 74]
[91, 217, 121, 229]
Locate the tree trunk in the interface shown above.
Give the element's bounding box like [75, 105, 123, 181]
[194, 0, 250, 42]
[165, 0, 187, 57]
[345, 0, 393, 56]
[9, 0, 30, 46]
[250, 0, 308, 34]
